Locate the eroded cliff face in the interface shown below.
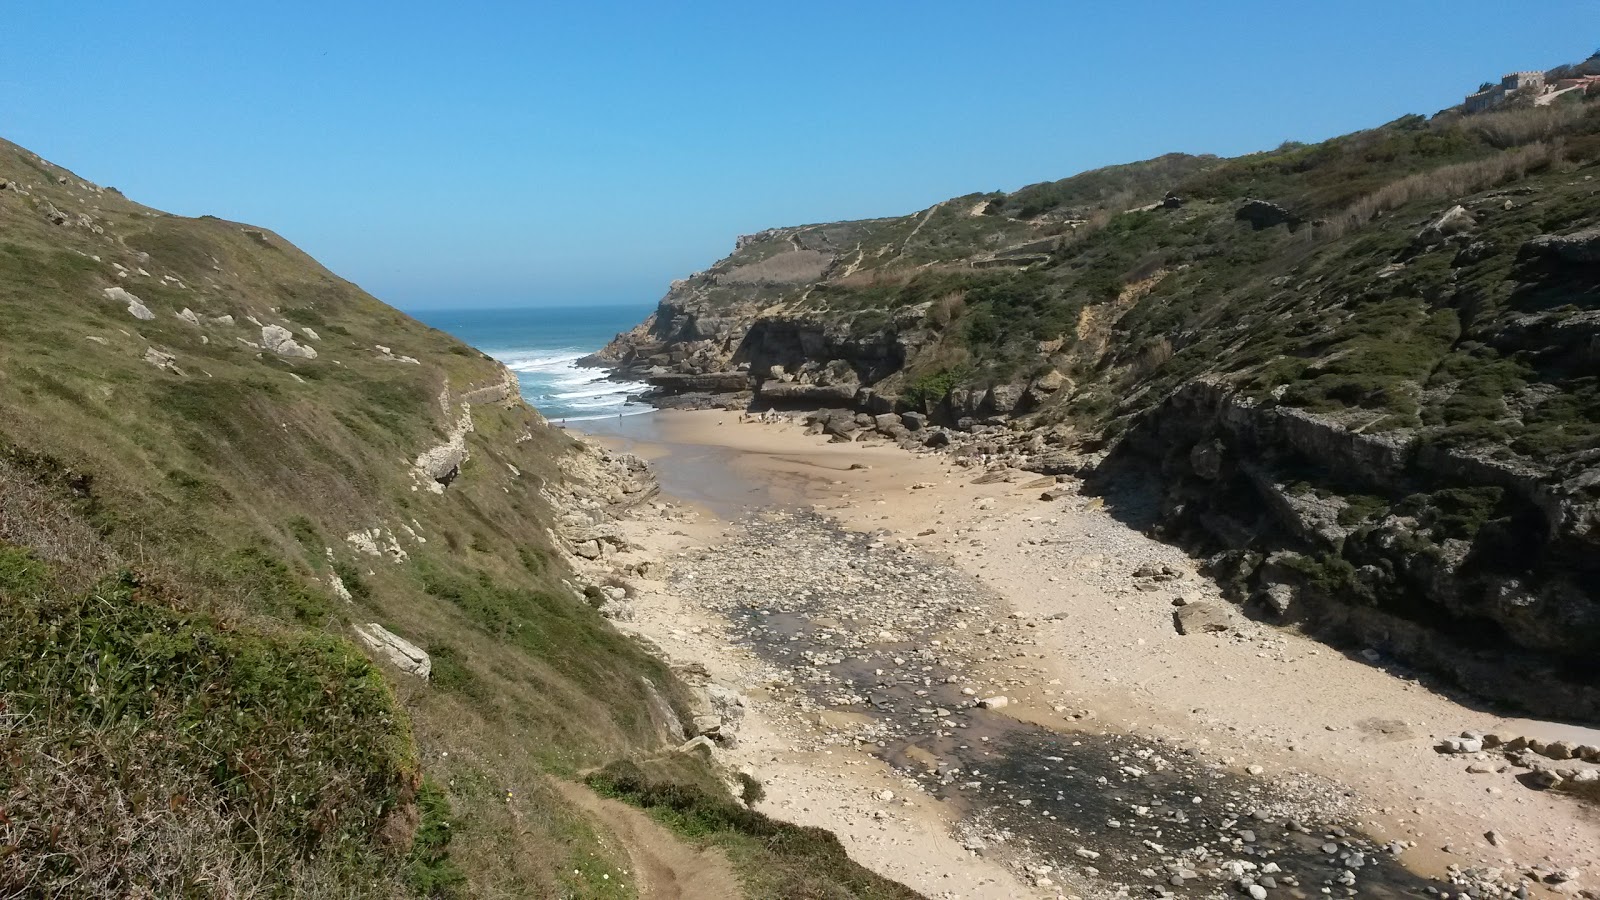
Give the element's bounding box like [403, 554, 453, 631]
[1099, 380, 1599, 720]
[593, 115, 1600, 719]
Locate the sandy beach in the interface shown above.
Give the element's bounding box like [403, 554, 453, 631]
[569, 409, 1599, 899]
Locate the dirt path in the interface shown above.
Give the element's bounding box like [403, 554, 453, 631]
[555, 781, 744, 900]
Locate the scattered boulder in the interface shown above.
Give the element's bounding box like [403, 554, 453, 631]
[143, 347, 180, 374]
[352, 623, 431, 678]
[1259, 582, 1296, 616]
[1417, 205, 1476, 244]
[1033, 369, 1069, 392]
[260, 324, 318, 359]
[104, 286, 153, 320]
[678, 735, 717, 757]
[1174, 602, 1232, 635]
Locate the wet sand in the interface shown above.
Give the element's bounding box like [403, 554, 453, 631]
[569, 410, 1600, 898]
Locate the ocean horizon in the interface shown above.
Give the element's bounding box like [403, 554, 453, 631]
[413, 304, 657, 422]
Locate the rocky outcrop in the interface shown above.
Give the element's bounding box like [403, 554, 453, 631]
[1235, 199, 1302, 230]
[413, 402, 473, 491]
[1524, 224, 1600, 263]
[1092, 379, 1600, 720]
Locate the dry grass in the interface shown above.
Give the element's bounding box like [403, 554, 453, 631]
[717, 249, 832, 285]
[1322, 141, 1562, 239]
[1462, 102, 1588, 149]
[928, 291, 966, 327]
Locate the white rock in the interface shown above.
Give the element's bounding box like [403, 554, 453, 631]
[104, 286, 154, 320]
[261, 324, 317, 359]
[352, 623, 430, 678]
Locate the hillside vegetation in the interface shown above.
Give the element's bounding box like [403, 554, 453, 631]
[599, 94, 1600, 721]
[0, 139, 914, 898]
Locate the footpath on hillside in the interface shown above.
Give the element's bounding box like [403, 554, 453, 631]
[569, 410, 1599, 900]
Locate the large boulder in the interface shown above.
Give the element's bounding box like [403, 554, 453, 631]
[261, 324, 318, 359]
[987, 384, 1028, 414]
[352, 623, 431, 678]
[1173, 602, 1232, 635]
[1418, 205, 1476, 244]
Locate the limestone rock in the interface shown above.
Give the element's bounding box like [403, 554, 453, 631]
[1033, 369, 1069, 393]
[143, 347, 180, 374]
[104, 286, 153, 320]
[987, 384, 1027, 414]
[1418, 205, 1476, 243]
[260, 324, 318, 359]
[1173, 602, 1232, 635]
[678, 735, 718, 757]
[352, 623, 431, 678]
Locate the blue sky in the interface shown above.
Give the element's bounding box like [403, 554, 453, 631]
[4, 2, 1594, 309]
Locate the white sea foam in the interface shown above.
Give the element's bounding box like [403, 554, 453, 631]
[487, 347, 651, 421]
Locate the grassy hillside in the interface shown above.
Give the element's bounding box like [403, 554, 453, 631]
[0, 139, 915, 898]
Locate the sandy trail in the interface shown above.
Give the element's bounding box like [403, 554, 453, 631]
[573, 410, 1599, 897]
[556, 780, 744, 900]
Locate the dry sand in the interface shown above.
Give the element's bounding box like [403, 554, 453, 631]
[574, 409, 1600, 897]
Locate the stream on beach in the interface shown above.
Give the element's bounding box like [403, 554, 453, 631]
[573, 415, 1448, 899]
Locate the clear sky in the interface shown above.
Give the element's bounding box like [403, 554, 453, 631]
[4, 2, 1594, 309]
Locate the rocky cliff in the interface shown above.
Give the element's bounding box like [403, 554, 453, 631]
[597, 102, 1600, 720]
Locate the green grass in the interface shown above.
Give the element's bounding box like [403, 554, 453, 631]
[588, 756, 925, 900]
[0, 548, 420, 896]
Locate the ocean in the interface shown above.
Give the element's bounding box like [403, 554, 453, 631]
[413, 304, 656, 421]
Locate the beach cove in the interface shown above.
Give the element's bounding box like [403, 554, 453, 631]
[567, 409, 1600, 900]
